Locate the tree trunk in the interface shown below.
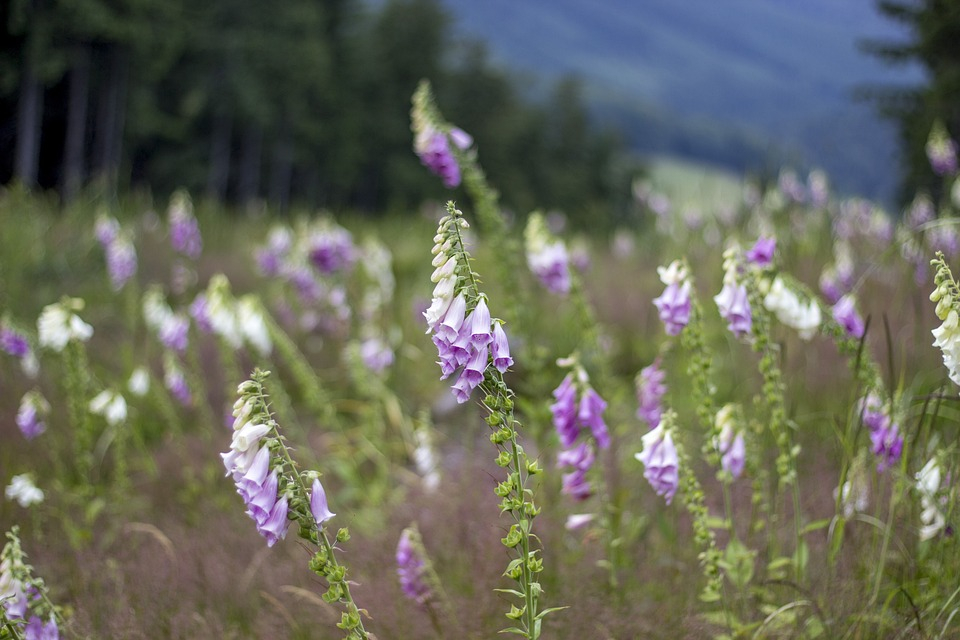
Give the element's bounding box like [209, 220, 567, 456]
[93, 47, 129, 195]
[269, 126, 293, 213]
[15, 68, 43, 188]
[62, 46, 91, 203]
[206, 107, 232, 202]
[238, 125, 263, 208]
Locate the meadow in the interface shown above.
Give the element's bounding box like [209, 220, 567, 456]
[1, 83, 959, 639]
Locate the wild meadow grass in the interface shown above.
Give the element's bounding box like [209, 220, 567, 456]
[2, 87, 960, 639]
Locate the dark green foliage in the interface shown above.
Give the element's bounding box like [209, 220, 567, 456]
[0, 0, 627, 219]
[865, 0, 960, 204]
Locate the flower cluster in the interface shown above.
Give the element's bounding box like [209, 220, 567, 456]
[551, 362, 609, 501]
[714, 247, 752, 338]
[858, 393, 903, 473]
[168, 191, 203, 259]
[635, 358, 666, 428]
[308, 224, 357, 276]
[16, 390, 49, 440]
[396, 526, 432, 606]
[635, 411, 680, 505]
[524, 212, 572, 294]
[222, 385, 290, 547]
[0, 325, 38, 379]
[819, 240, 855, 304]
[37, 298, 93, 352]
[652, 260, 692, 336]
[94, 213, 138, 291]
[424, 216, 512, 404]
[89, 389, 128, 427]
[931, 253, 960, 389]
[761, 276, 821, 340]
[0, 527, 61, 638]
[143, 287, 190, 354]
[194, 276, 273, 356]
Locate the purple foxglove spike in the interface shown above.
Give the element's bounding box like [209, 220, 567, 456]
[491, 322, 514, 373]
[745, 236, 776, 267]
[715, 282, 752, 338]
[190, 294, 214, 334]
[450, 322, 473, 367]
[396, 529, 431, 603]
[578, 388, 610, 449]
[106, 238, 137, 291]
[437, 294, 467, 343]
[310, 477, 336, 525]
[470, 299, 493, 349]
[636, 359, 666, 429]
[258, 495, 289, 547]
[561, 469, 592, 501]
[720, 432, 746, 479]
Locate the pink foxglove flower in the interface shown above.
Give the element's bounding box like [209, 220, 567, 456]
[169, 192, 202, 259]
[310, 478, 335, 525]
[745, 236, 776, 267]
[396, 528, 431, 604]
[636, 359, 666, 428]
[926, 121, 958, 176]
[832, 295, 865, 339]
[714, 282, 752, 338]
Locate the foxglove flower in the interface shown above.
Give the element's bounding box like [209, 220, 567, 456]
[916, 458, 947, 541]
[16, 391, 49, 440]
[164, 354, 191, 406]
[94, 214, 120, 248]
[745, 236, 776, 267]
[89, 390, 127, 426]
[578, 387, 610, 448]
[359, 336, 394, 374]
[413, 425, 441, 492]
[653, 260, 692, 336]
[859, 394, 903, 473]
[635, 424, 679, 505]
[128, 367, 150, 397]
[0, 327, 30, 358]
[397, 527, 431, 604]
[762, 276, 821, 340]
[169, 191, 202, 259]
[524, 212, 572, 294]
[5, 475, 43, 507]
[158, 313, 190, 354]
[237, 296, 272, 356]
[926, 121, 958, 176]
[308, 224, 356, 275]
[565, 513, 596, 530]
[714, 405, 745, 479]
[37, 300, 93, 352]
[550, 374, 580, 447]
[832, 295, 865, 339]
[714, 282, 752, 338]
[309, 478, 335, 525]
[490, 321, 513, 373]
[23, 615, 58, 639]
[636, 359, 666, 428]
[255, 226, 293, 277]
[105, 235, 137, 291]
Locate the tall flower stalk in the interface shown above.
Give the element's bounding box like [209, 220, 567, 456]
[224, 370, 370, 639]
[425, 202, 559, 638]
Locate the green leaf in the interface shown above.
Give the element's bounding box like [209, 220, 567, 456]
[497, 627, 529, 636]
[534, 606, 569, 621]
[493, 588, 526, 598]
[800, 518, 831, 536]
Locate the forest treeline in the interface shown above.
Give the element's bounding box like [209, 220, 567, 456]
[0, 0, 630, 220]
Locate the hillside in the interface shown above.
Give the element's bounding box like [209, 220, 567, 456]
[440, 0, 922, 202]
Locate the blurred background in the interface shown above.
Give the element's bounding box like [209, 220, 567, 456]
[0, 0, 954, 222]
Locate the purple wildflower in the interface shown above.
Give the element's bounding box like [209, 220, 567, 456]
[578, 387, 610, 449]
[308, 227, 356, 275]
[310, 477, 336, 526]
[561, 469, 592, 501]
[169, 199, 203, 259]
[745, 236, 776, 267]
[417, 129, 462, 188]
[159, 314, 190, 354]
[832, 295, 865, 339]
[653, 282, 691, 336]
[527, 241, 572, 294]
[106, 237, 137, 291]
[468, 298, 493, 349]
[636, 359, 667, 428]
[714, 282, 752, 338]
[927, 123, 958, 176]
[0, 328, 30, 358]
[24, 616, 59, 640]
[550, 374, 580, 447]
[164, 356, 192, 406]
[859, 394, 903, 473]
[94, 215, 120, 248]
[16, 392, 47, 440]
[635, 425, 679, 505]
[557, 441, 595, 471]
[396, 528, 431, 605]
[490, 321, 514, 373]
[359, 337, 394, 374]
[190, 293, 213, 334]
[717, 426, 745, 479]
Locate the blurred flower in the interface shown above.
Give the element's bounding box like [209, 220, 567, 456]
[24, 615, 58, 640]
[168, 191, 202, 259]
[89, 390, 127, 426]
[714, 282, 752, 338]
[255, 226, 293, 277]
[565, 513, 596, 530]
[926, 121, 958, 176]
[859, 394, 902, 473]
[636, 358, 666, 428]
[0, 327, 30, 358]
[164, 354, 191, 407]
[359, 336, 394, 374]
[308, 225, 356, 276]
[916, 457, 946, 541]
[715, 404, 745, 479]
[635, 424, 679, 505]
[237, 296, 272, 356]
[16, 391, 49, 440]
[413, 425, 440, 492]
[396, 527, 432, 605]
[37, 300, 93, 352]
[94, 213, 120, 248]
[832, 295, 865, 340]
[127, 367, 150, 397]
[105, 234, 137, 291]
[653, 281, 692, 336]
[762, 277, 821, 340]
[745, 236, 776, 267]
[524, 213, 571, 294]
[158, 313, 189, 354]
[5, 475, 43, 507]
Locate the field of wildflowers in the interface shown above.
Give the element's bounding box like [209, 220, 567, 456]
[1, 82, 960, 639]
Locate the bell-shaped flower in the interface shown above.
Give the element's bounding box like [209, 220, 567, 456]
[491, 321, 514, 373]
[469, 298, 493, 349]
[635, 425, 680, 505]
[577, 387, 610, 449]
[257, 495, 289, 547]
[653, 281, 691, 336]
[437, 293, 466, 343]
[310, 478, 336, 526]
[832, 295, 865, 339]
[550, 374, 579, 447]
